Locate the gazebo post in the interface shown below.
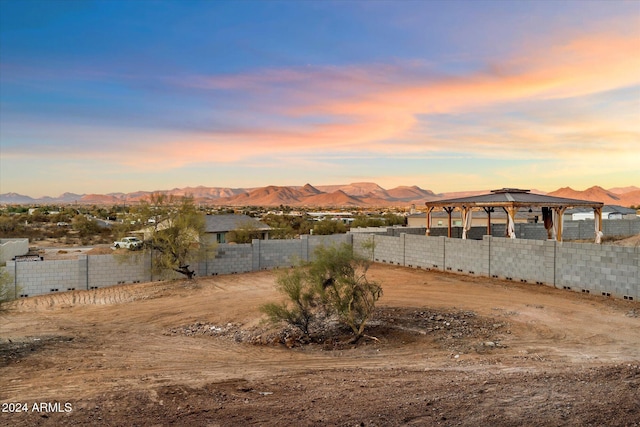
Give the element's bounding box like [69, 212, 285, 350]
[594, 207, 603, 243]
[444, 207, 455, 238]
[505, 206, 517, 238]
[483, 207, 493, 236]
[555, 207, 567, 242]
[425, 206, 434, 236]
[462, 206, 473, 239]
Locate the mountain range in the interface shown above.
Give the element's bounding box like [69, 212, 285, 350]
[1, 183, 639, 208]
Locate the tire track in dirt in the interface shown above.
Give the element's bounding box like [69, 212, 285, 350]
[2, 266, 639, 404]
[7, 282, 178, 311]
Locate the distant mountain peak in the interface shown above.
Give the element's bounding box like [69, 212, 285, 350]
[301, 183, 322, 194]
[2, 182, 638, 207]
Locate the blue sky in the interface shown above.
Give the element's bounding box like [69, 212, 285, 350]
[1, 0, 639, 197]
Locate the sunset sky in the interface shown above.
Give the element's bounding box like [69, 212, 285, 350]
[1, 0, 639, 197]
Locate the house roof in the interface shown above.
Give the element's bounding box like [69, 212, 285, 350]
[425, 188, 603, 209]
[565, 205, 636, 215]
[204, 214, 271, 233]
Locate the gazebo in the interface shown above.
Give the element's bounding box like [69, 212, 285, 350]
[424, 188, 604, 242]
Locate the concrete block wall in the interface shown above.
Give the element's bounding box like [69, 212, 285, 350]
[421, 219, 640, 241]
[307, 234, 352, 261]
[349, 227, 390, 235]
[252, 234, 351, 270]
[423, 236, 446, 270]
[488, 237, 555, 285]
[200, 243, 253, 275]
[0, 238, 29, 264]
[7, 232, 638, 301]
[604, 219, 640, 237]
[392, 227, 427, 236]
[352, 234, 375, 260]
[371, 235, 404, 265]
[403, 234, 430, 269]
[444, 238, 488, 276]
[516, 224, 550, 240]
[556, 242, 640, 299]
[7, 258, 81, 296]
[87, 253, 150, 288]
[562, 221, 599, 241]
[256, 239, 304, 269]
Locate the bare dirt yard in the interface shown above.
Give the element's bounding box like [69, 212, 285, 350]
[1, 264, 639, 426]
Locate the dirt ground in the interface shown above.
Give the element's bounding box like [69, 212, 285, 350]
[1, 264, 639, 426]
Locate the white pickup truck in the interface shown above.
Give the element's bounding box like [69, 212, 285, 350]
[113, 236, 144, 250]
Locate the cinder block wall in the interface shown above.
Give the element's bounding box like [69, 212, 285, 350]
[257, 239, 304, 269]
[307, 234, 352, 261]
[422, 219, 640, 241]
[7, 232, 639, 301]
[352, 234, 374, 260]
[200, 243, 253, 275]
[556, 242, 639, 299]
[445, 238, 489, 276]
[370, 235, 404, 265]
[86, 253, 150, 288]
[488, 237, 555, 285]
[604, 219, 640, 237]
[403, 234, 430, 269]
[424, 236, 446, 270]
[1, 238, 30, 264]
[7, 258, 81, 295]
[352, 232, 638, 300]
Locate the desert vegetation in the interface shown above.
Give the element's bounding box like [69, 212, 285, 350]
[261, 243, 382, 343]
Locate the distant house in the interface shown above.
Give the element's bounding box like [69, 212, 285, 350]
[204, 214, 271, 243]
[565, 205, 638, 221]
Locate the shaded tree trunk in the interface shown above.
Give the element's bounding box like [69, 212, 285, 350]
[174, 264, 196, 279]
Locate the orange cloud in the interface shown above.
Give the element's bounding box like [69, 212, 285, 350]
[6, 21, 638, 173]
[154, 22, 640, 168]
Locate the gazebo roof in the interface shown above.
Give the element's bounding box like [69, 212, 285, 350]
[425, 188, 603, 209]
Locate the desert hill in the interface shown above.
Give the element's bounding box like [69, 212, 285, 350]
[316, 182, 388, 197]
[548, 186, 640, 207]
[303, 190, 365, 207]
[2, 183, 639, 207]
[608, 186, 640, 194]
[386, 185, 439, 201]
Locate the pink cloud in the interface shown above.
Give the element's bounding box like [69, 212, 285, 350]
[6, 21, 639, 172]
[151, 21, 639, 168]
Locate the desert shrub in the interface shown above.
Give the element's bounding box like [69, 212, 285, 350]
[261, 243, 382, 342]
[261, 267, 318, 335]
[228, 221, 263, 243]
[145, 194, 215, 279]
[310, 244, 382, 341]
[0, 269, 17, 310]
[312, 219, 346, 235]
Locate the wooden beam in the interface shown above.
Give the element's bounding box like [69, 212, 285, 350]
[554, 207, 567, 242]
[425, 206, 434, 236]
[483, 207, 493, 236]
[505, 206, 518, 238]
[444, 207, 455, 238]
[462, 206, 472, 239]
[594, 207, 603, 243]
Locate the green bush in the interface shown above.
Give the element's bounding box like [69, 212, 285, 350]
[261, 243, 382, 343]
[0, 269, 17, 310]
